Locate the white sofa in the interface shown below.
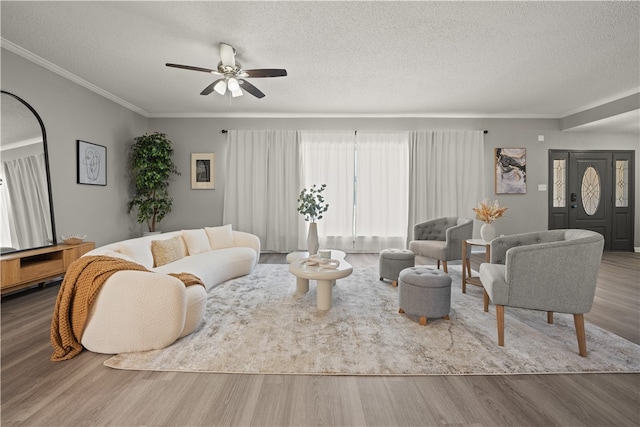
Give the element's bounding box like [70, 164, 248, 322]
[80, 225, 260, 354]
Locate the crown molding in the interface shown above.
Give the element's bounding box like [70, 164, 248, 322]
[1, 38, 149, 118]
[147, 112, 560, 119]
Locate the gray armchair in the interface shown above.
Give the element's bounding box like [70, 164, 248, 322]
[409, 217, 473, 273]
[479, 229, 604, 357]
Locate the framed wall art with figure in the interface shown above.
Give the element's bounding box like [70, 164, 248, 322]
[191, 152, 215, 189]
[77, 140, 106, 186]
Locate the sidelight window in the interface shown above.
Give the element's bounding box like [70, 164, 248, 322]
[552, 159, 566, 208]
[615, 160, 629, 208]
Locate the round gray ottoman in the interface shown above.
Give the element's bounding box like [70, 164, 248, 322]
[379, 249, 415, 287]
[398, 267, 451, 326]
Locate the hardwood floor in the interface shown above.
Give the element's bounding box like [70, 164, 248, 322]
[1, 252, 638, 426]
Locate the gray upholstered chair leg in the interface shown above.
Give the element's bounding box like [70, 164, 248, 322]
[574, 313, 587, 357]
[496, 305, 505, 346]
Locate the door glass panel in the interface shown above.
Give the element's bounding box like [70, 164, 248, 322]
[581, 166, 600, 216]
[615, 160, 629, 208]
[553, 159, 566, 207]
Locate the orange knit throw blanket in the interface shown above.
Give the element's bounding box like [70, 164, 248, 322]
[50, 255, 204, 361]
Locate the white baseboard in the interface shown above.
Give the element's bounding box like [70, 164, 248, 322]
[635, 247, 640, 253]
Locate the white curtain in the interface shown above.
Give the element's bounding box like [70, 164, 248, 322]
[353, 132, 409, 251]
[224, 129, 484, 253]
[301, 131, 409, 252]
[407, 130, 485, 243]
[223, 130, 302, 251]
[300, 132, 355, 250]
[1, 153, 52, 249]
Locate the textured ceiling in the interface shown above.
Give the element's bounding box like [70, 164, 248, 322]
[1, 1, 639, 127]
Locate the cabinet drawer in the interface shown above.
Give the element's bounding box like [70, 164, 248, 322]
[1, 259, 20, 288]
[20, 259, 65, 283]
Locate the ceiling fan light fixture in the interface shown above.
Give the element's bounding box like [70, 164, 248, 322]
[166, 43, 287, 99]
[213, 80, 227, 95]
[227, 77, 240, 92]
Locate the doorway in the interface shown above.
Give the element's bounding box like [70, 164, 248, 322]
[548, 150, 634, 251]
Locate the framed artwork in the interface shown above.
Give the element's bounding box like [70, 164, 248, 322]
[77, 140, 106, 186]
[495, 148, 526, 194]
[191, 152, 215, 189]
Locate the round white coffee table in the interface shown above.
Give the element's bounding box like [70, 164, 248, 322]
[287, 250, 353, 310]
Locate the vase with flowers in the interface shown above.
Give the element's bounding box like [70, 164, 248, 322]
[297, 184, 329, 254]
[473, 198, 508, 241]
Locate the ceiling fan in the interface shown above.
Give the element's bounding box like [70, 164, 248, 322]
[166, 43, 287, 99]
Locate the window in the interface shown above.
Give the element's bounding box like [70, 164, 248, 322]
[301, 131, 409, 251]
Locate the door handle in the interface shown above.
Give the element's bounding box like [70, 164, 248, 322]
[570, 193, 577, 202]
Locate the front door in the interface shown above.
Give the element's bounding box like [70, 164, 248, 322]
[549, 150, 634, 251]
[568, 152, 612, 242]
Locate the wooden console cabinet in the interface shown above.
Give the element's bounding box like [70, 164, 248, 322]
[1, 242, 95, 295]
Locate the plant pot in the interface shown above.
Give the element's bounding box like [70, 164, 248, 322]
[480, 223, 496, 242]
[307, 222, 319, 255]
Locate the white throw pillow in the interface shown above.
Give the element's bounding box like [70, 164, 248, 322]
[118, 241, 154, 269]
[182, 229, 211, 255]
[205, 224, 234, 250]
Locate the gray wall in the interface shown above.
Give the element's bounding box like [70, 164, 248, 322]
[481, 118, 639, 240]
[3, 49, 639, 248]
[151, 117, 639, 245]
[1, 49, 148, 247]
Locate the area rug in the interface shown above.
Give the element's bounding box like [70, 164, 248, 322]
[104, 264, 640, 375]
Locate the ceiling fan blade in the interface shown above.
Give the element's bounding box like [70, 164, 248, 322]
[243, 69, 288, 78]
[200, 79, 224, 96]
[239, 79, 265, 98]
[166, 63, 220, 74]
[220, 43, 236, 68]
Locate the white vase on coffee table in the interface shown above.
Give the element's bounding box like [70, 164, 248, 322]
[307, 222, 319, 255]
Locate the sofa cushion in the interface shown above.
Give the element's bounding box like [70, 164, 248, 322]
[102, 250, 139, 264]
[119, 240, 154, 269]
[151, 236, 184, 267]
[154, 247, 257, 291]
[182, 229, 211, 255]
[205, 224, 234, 250]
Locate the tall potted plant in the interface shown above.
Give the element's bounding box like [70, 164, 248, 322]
[297, 184, 329, 254]
[127, 132, 180, 233]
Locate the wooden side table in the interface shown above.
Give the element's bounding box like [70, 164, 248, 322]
[461, 239, 491, 312]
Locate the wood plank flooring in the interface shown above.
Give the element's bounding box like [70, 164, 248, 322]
[1, 252, 639, 426]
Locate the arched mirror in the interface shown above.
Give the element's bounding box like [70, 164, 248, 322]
[1, 91, 56, 254]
